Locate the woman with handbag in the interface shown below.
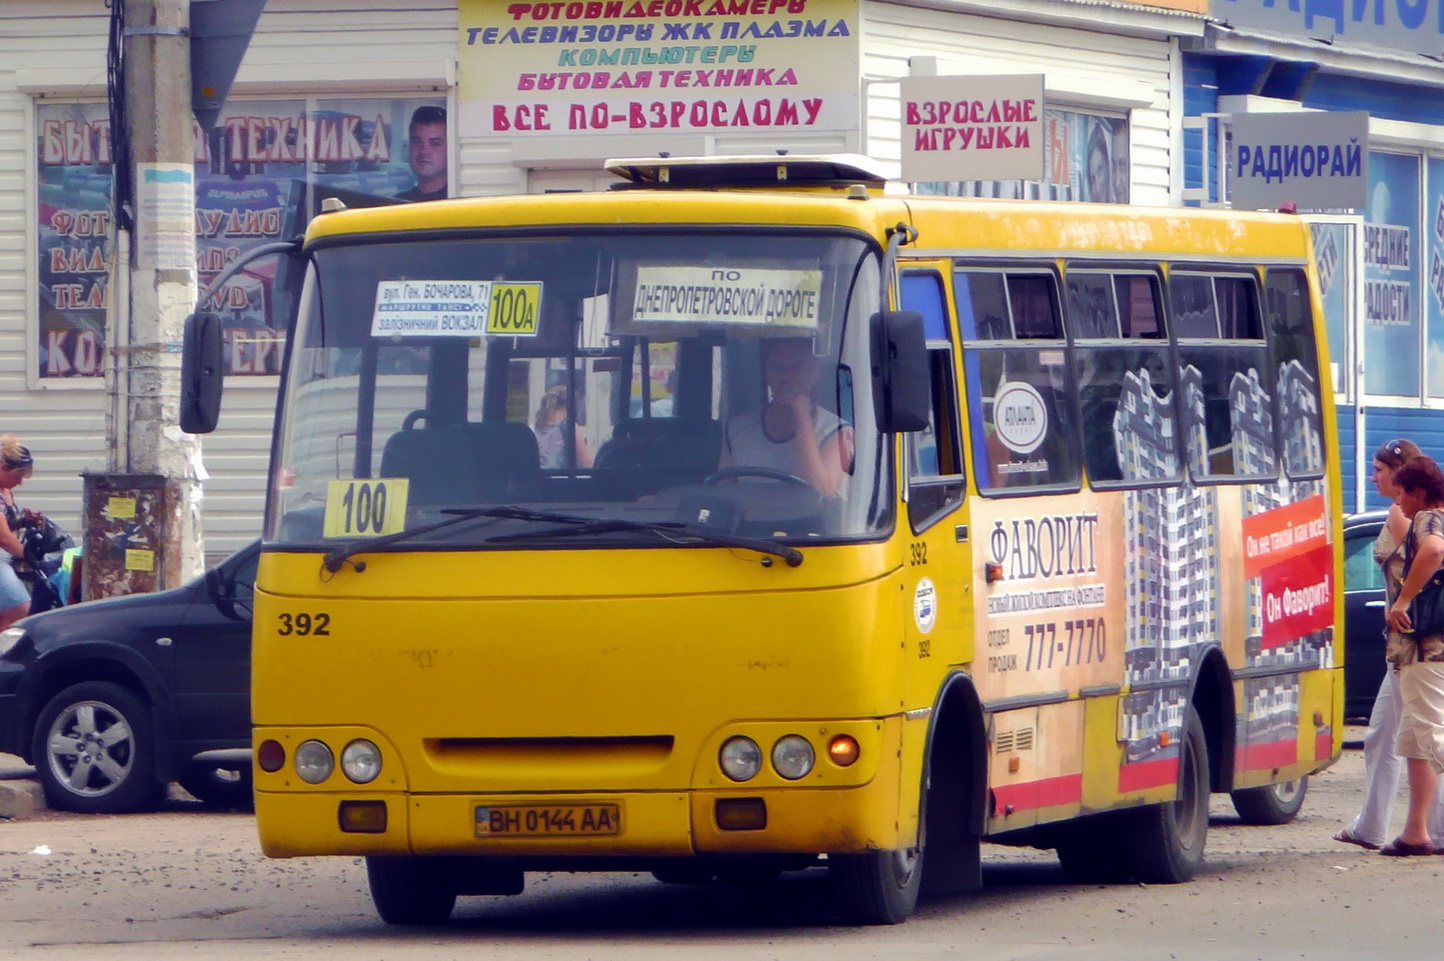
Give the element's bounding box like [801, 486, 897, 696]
[1335, 439, 1444, 851]
[1381, 455, 1444, 856]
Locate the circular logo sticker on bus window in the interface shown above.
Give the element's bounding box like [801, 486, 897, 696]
[993, 381, 1048, 455]
[914, 577, 937, 635]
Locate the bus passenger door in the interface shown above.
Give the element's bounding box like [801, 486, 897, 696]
[898, 268, 971, 702]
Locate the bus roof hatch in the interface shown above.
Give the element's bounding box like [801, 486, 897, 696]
[604, 153, 889, 189]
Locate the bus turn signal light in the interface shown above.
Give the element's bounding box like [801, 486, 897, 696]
[828, 735, 860, 766]
[338, 800, 388, 833]
[985, 562, 1004, 583]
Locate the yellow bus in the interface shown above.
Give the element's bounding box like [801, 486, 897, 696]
[181, 155, 1342, 926]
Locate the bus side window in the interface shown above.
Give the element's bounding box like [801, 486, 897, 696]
[900, 270, 965, 531]
[1170, 271, 1276, 482]
[1066, 270, 1181, 488]
[956, 268, 1082, 495]
[1264, 267, 1326, 479]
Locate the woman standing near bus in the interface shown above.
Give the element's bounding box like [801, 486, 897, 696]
[0, 435, 36, 631]
[1335, 439, 1444, 850]
[1381, 456, 1444, 855]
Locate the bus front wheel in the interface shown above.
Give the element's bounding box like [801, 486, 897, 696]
[829, 844, 923, 925]
[830, 773, 925, 925]
[1123, 706, 1210, 883]
[366, 856, 458, 925]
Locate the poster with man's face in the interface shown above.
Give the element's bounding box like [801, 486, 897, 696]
[35, 97, 448, 379]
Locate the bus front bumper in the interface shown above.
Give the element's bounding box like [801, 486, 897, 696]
[255, 783, 905, 860]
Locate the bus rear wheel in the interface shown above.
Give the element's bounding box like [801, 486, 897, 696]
[1230, 776, 1308, 825]
[366, 856, 458, 925]
[1123, 706, 1210, 883]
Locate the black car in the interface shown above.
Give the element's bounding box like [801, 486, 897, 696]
[0, 540, 257, 814]
[1343, 511, 1390, 721]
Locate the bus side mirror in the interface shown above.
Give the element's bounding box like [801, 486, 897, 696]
[180, 312, 224, 434]
[870, 310, 930, 433]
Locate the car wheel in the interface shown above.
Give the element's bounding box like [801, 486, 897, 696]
[178, 761, 254, 811]
[32, 681, 163, 814]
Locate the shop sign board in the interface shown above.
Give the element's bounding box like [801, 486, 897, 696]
[1230, 111, 1368, 211]
[899, 74, 1044, 183]
[35, 95, 444, 379]
[457, 0, 860, 140]
[1212, 0, 1444, 56]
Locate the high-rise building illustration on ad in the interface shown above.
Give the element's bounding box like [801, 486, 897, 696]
[1114, 359, 1328, 768]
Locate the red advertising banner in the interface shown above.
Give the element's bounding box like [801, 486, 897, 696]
[1241, 493, 1329, 580]
[1259, 542, 1333, 650]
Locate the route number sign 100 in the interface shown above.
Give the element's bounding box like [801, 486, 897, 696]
[323, 478, 410, 538]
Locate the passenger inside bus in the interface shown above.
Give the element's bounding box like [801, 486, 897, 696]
[718, 337, 853, 498]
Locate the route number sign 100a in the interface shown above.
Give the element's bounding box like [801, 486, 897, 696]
[323, 478, 410, 538]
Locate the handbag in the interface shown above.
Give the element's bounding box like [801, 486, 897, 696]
[1403, 510, 1444, 637]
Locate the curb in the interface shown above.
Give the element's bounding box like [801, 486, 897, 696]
[0, 778, 45, 819]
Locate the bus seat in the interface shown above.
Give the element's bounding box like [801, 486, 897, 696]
[467, 421, 541, 498]
[379, 421, 540, 505]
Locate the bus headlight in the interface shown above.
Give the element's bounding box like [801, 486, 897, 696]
[719, 736, 762, 782]
[771, 735, 815, 780]
[294, 740, 334, 784]
[341, 739, 382, 784]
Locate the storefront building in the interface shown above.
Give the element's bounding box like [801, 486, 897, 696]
[1183, 1, 1444, 511]
[1, 0, 1204, 555]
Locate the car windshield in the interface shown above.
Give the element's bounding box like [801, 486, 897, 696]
[267, 229, 891, 551]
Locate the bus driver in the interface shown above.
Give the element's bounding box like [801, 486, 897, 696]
[718, 337, 853, 497]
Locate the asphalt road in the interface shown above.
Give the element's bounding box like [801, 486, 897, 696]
[5, 733, 1444, 961]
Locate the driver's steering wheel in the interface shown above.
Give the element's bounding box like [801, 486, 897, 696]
[702, 466, 811, 487]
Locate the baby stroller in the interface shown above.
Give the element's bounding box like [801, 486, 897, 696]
[17, 515, 77, 613]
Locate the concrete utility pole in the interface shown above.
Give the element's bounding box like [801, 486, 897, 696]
[85, 0, 204, 598]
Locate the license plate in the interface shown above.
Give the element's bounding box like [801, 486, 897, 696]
[474, 803, 621, 838]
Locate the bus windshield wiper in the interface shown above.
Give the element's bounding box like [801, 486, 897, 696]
[322, 505, 598, 573]
[486, 517, 804, 567]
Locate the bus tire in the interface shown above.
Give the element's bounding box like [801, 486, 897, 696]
[1123, 706, 1209, 884]
[829, 845, 923, 925]
[366, 856, 458, 925]
[1055, 815, 1131, 884]
[1230, 776, 1308, 826]
[830, 772, 925, 925]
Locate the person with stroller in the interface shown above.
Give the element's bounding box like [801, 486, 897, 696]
[0, 434, 39, 630]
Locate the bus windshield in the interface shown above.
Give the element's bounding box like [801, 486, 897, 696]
[268, 229, 890, 550]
